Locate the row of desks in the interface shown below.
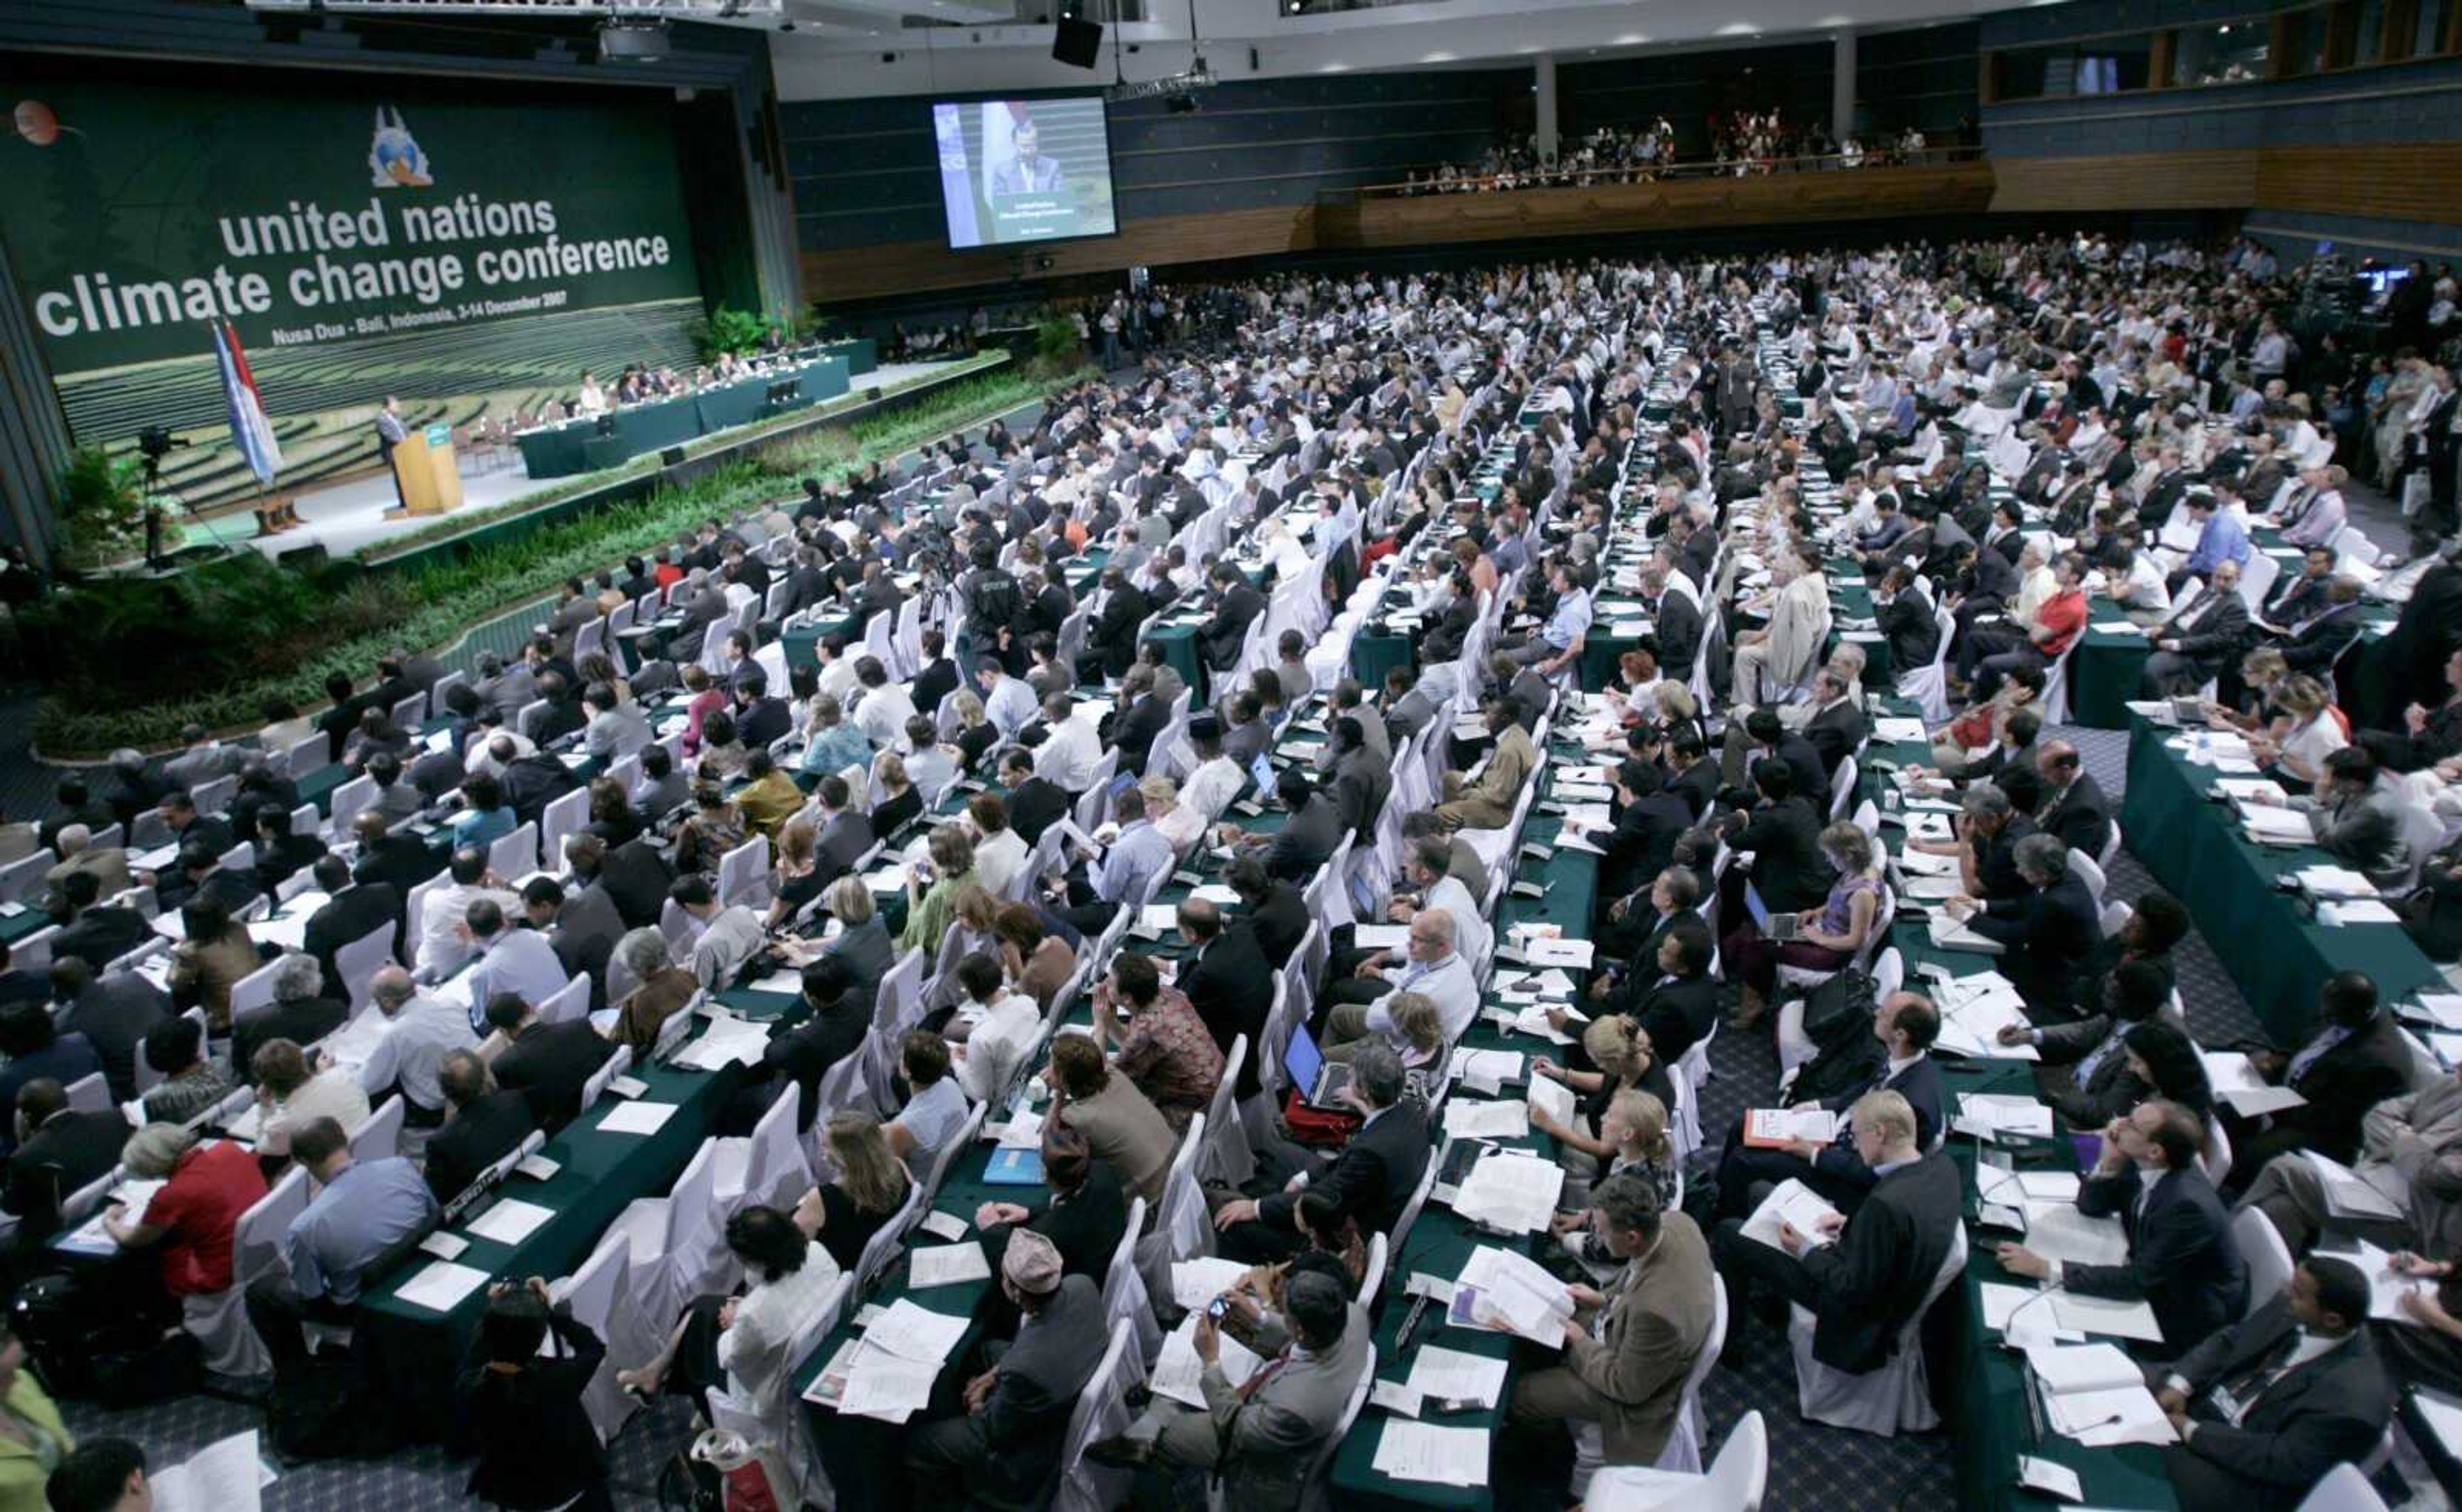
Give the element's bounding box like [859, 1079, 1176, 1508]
[513, 350, 866, 481]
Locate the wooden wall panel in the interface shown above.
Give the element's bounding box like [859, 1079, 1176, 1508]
[2253, 143, 2462, 224]
[1988, 151, 2262, 212]
[1347, 162, 1997, 248]
[803, 205, 1317, 306]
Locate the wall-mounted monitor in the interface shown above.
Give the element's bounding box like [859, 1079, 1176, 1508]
[931, 95, 1118, 251]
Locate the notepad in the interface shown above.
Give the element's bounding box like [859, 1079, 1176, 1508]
[1371, 1422, 1491, 1486]
[917, 1209, 970, 1242]
[1405, 1345, 1511, 1409]
[598, 1101, 678, 1136]
[908, 1242, 992, 1289]
[865, 1299, 970, 1364]
[1171, 1256, 1253, 1310]
[1353, 924, 1411, 949]
[394, 1261, 492, 1314]
[465, 1198, 556, 1246]
[1740, 1179, 1841, 1253]
[515, 1153, 561, 1181]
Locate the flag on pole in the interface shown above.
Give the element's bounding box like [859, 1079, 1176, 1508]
[212, 321, 283, 488]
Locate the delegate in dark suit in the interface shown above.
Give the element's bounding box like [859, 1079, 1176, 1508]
[493, 1018, 616, 1131]
[1968, 871, 2099, 1017]
[1725, 1151, 1963, 1373]
[1110, 693, 1172, 779]
[1178, 926, 1273, 1098]
[424, 1088, 539, 1206]
[1726, 795, 1830, 913]
[56, 970, 171, 1103]
[303, 881, 401, 1002]
[1240, 885, 1307, 971]
[1877, 589, 1942, 673]
[2142, 588, 2252, 696]
[1652, 591, 1703, 679]
[1263, 793, 1344, 885]
[2037, 773, 2114, 861]
[1005, 776, 1071, 848]
[2064, 1159, 2247, 1355]
[545, 885, 625, 1008]
[1088, 582, 1151, 679]
[3, 1108, 131, 1243]
[904, 1274, 1108, 1510]
[2157, 1286, 2393, 1512]
[1199, 582, 1266, 672]
[1224, 1096, 1430, 1263]
[2229, 1004, 2412, 1177]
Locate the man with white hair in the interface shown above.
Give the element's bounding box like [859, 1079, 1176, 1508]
[355, 965, 478, 1124]
[228, 953, 346, 1079]
[1321, 909, 1478, 1051]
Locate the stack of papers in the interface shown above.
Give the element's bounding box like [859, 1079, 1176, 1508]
[1448, 1047, 1526, 1091]
[1932, 974, 2036, 1059]
[2304, 1151, 2408, 1221]
[909, 1242, 992, 1288]
[2030, 1342, 2177, 1447]
[1873, 717, 1930, 744]
[2242, 806, 2316, 846]
[465, 1198, 556, 1246]
[1450, 1149, 1563, 1233]
[1739, 1179, 1841, 1252]
[1403, 1345, 1511, 1408]
[676, 1017, 773, 1070]
[2352, 1237, 2434, 1323]
[1150, 1310, 1262, 1408]
[1955, 1093, 2056, 1140]
[1443, 1099, 1530, 1141]
[2021, 1202, 2130, 1267]
[395, 1260, 493, 1313]
[1449, 1245, 1573, 1345]
[1927, 911, 2006, 956]
[53, 1177, 167, 1257]
[1370, 1421, 1491, 1487]
[2200, 1051, 2307, 1116]
[598, 1101, 678, 1136]
[866, 1299, 969, 1363]
[832, 1343, 941, 1422]
[1170, 1256, 1252, 1309]
[1505, 1003, 1582, 1045]
[1743, 1108, 1838, 1147]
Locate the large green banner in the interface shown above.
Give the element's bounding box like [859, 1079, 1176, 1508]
[1, 78, 701, 383]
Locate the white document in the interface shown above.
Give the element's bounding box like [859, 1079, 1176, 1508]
[2321, 900, 2404, 927]
[866, 1299, 970, 1364]
[607, 1074, 649, 1099]
[1448, 1047, 1527, 1090]
[1451, 1151, 1564, 1234]
[1353, 924, 1412, 949]
[836, 1342, 941, 1422]
[515, 1153, 562, 1181]
[2014, 1455, 2084, 1504]
[1744, 1108, 1839, 1145]
[394, 1260, 493, 1314]
[150, 1431, 274, 1512]
[598, 1101, 679, 1136]
[2022, 1204, 2131, 1268]
[1523, 936, 1595, 968]
[1150, 1311, 1261, 1408]
[2046, 1384, 2179, 1447]
[1405, 1345, 1511, 1409]
[1959, 1094, 2054, 1138]
[419, 1231, 471, 1261]
[2357, 1238, 2434, 1323]
[907, 1243, 992, 1290]
[1528, 1075, 1578, 1130]
[1370, 1422, 1491, 1487]
[1452, 1245, 1574, 1345]
[465, 1198, 556, 1246]
[1873, 717, 1930, 743]
[917, 1209, 971, 1242]
[2025, 1342, 2141, 1394]
[1739, 1179, 1841, 1253]
[2049, 1292, 2166, 1343]
[2218, 1084, 2309, 1117]
[744, 969, 800, 995]
[1980, 1281, 2039, 1333]
[2413, 1388, 2462, 1455]
[1170, 1256, 1253, 1310]
[1443, 1099, 1530, 1142]
[2242, 807, 2316, 845]
[1529, 969, 1580, 997]
[1369, 1380, 1424, 1418]
[2305, 1151, 2408, 1220]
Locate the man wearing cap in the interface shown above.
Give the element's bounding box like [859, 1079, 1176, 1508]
[1089, 1258, 1368, 1501]
[907, 1228, 1108, 1507]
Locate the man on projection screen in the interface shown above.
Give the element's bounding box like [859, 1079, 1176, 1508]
[991, 115, 1067, 197]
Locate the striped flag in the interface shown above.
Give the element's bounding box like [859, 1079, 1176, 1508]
[212, 321, 283, 487]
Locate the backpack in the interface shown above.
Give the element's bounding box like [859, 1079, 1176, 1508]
[9, 1271, 197, 1410]
[1785, 968, 1886, 1105]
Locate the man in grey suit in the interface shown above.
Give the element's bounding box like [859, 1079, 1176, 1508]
[1509, 1172, 1717, 1468]
[1093, 1261, 1367, 1504]
[812, 777, 875, 884]
[473, 652, 538, 727]
[907, 1230, 1108, 1509]
[2265, 747, 2412, 888]
[2140, 558, 2251, 697]
[581, 685, 653, 763]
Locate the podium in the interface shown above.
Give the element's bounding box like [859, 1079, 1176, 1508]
[392, 423, 463, 517]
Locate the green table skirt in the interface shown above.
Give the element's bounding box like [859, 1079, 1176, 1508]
[357, 1048, 746, 1442]
[1941, 1062, 2179, 1510]
[2116, 716, 2440, 1042]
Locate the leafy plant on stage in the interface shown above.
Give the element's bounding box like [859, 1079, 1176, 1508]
[693, 304, 772, 362]
[50, 447, 153, 570]
[1028, 314, 1085, 381]
[28, 363, 1089, 754]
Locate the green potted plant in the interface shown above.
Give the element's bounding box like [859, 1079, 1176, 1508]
[51, 445, 155, 570]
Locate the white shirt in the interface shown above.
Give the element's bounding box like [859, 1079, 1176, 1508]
[817, 656, 863, 705]
[1180, 756, 1245, 824]
[1035, 710, 1103, 793]
[415, 883, 520, 981]
[719, 1242, 844, 1407]
[354, 993, 478, 1112]
[1422, 875, 1490, 972]
[971, 828, 1028, 897]
[471, 927, 571, 1020]
[984, 677, 1040, 740]
[1367, 950, 1480, 1044]
[2283, 711, 2349, 773]
[953, 993, 1041, 1102]
[853, 683, 918, 751]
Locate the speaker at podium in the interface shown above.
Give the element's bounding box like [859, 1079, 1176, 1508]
[391, 422, 464, 517]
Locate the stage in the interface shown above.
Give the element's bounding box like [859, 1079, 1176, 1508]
[215, 356, 973, 563]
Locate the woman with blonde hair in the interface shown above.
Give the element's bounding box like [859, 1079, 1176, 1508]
[899, 824, 978, 954]
[1138, 774, 1205, 853]
[1549, 1088, 1682, 1277]
[2251, 673, 2348, 784]
[1387, 991, 1447, 1074]
[947, 688, 998, 772]
[1653, 680, 1707, 751]
[794, 1110, 914, 1272]
[923, 884, 1004, 1014]
[2206, 646, 2292, 736]
[1528, 1016, 1675, 1177]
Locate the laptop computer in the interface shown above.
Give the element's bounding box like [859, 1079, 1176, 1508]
[1284, 1020, 1355, 1110]
[1745, 881, 1801, 942]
